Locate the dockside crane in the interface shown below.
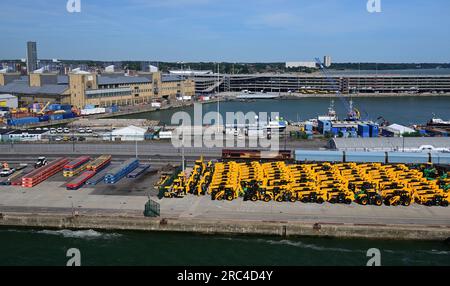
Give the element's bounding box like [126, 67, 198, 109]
[314, 58, 361, 121]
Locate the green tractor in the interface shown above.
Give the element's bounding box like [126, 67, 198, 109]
[351, 182, 383, 206]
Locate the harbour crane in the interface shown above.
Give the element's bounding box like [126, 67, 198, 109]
[314, 58, 361, 121]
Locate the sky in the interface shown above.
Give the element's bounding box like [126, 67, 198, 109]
[0, 0, 449, 62]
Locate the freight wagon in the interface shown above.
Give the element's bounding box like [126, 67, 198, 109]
[222, 149, 292, 161]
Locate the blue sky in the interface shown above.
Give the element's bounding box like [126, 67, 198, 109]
[0, 0, 449, 62]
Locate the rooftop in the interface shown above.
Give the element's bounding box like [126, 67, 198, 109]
[329, 137, 450, 151]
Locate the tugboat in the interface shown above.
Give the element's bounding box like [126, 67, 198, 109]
[318, 100, 338, 121]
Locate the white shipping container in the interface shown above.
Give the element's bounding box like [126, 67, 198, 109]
[81, 107, 106, 115]
[159, 131, 173, 139]
[151, 102, 162, 108]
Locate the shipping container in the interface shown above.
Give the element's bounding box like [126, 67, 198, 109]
[357, 124, 370, 138]
[318, 120, 331, 134]
[368, 124, 379, 138]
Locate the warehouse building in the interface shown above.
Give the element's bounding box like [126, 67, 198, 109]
[111, 125, 147, 141]
[0, 70, 195, 108]
[0, 94, 18, 108]
[329, 137, 450, 152]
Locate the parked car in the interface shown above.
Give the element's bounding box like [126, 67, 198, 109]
[64, 128, 70, 133]
[56, 128, 63, 133]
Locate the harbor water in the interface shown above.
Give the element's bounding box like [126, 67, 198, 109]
[0, 228, 449, 266]
[118, 96, 450, 126]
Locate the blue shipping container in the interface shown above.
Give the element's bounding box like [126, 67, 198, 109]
[357, 124, 370, 137]
[318, 120, 331, 134]
[368, 124, 379, 138]
[39, 115, 50, 122]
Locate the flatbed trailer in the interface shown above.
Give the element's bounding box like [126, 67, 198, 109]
[66, 171, 96, 190]
[222, 149, 292, 161]
[127, 164, 151, 178]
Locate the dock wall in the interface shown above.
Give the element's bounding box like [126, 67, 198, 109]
[1, 213, 449, 241]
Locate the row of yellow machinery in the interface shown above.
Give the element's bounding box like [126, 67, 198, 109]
[159, 158, 449, 207]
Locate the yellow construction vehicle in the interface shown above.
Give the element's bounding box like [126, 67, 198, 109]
[413, 190, 448, 207]
[210, 185, 241, 201]
[325, 187, 354, 204]
[381, 189, 412, 206]
[163, 172, 187, 198]
[352, 182, 383, 206]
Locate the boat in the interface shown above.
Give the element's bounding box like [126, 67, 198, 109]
[427, 117, 450, 127]
[318, 100, 338, 121]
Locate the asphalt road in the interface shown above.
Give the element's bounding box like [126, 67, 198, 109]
[0, 139, 327, 157]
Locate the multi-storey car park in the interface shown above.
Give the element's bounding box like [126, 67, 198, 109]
[191, 73, 450, 95]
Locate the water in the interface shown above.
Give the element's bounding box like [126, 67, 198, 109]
[118, 96, 450, 126]
[0, 228, 449, 266]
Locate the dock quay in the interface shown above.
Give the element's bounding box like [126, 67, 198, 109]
[0, 211, 449, 241]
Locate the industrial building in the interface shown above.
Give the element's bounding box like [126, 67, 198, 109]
[192, 73, 450, 94]
[111, 125, 147, 141]
[26, 41, 38, 74]
[329, 137, 450, 152]
[0, 94, 18, 108]
[285, 62, 317, 69]
[0, 71, 195, 108]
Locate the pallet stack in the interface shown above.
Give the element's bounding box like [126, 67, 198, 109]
[66, 171, 96, 190]
[86, 155, 112, 172]
[127, 164, 151, 178]
[22, 158, 69, 188]
[104, 158, 139, 184]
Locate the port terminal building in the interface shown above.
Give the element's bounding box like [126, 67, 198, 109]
[0, 71, 195, 108]
[192, 73, 450, 94]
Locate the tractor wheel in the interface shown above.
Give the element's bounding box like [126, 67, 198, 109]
[317, 198, 324, 204]
[426, 201, 432, 207]
[301, 197, 309, 203]
[329, 198, 336, 204]
[384, 199, 391, 206]
[251, 195, 258, 202]
[264, 195, 271, 202]
[227, 195, 234, 201]
[375, 198, 383, 206]
[360, 198, 368, 206]
[290, 197, 297, 203]
[345, 199, 352, 205]
[403, 199, 411, 207]
[441, 200, 449, 207]
[276, 197, 283, 202]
